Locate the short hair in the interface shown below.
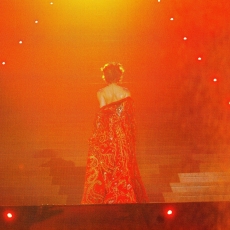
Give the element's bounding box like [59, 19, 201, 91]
[101, 62, 124, 84]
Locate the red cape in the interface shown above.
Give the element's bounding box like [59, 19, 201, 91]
[82, 97, 148, 204]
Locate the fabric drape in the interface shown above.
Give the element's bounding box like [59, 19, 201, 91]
[81, 97, 148, 204]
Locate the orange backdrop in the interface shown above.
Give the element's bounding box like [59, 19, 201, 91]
[0, 0, 230, 205]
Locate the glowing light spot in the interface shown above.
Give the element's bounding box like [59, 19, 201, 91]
[213, 78, 217, 82]
[158, 0, 161, 2]
[35, 20, 39, 24]
[19, 40, 23, 44]
[2, 61, 6, 65]
[167, 210, 173, 215]
[164, 206, 175, 219]
[170, 18, 174, 21]
[7, 213, 13, 219]
[183, 37, 187, 40]
[50, 2, 54, 4]
[3, 210, 16, 222]
[198, 57, 202, 61]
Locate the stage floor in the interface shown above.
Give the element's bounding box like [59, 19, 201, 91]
[0, 202, 229, 230]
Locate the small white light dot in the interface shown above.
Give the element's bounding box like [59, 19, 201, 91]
[19, 40, 23, 44]
[183, 37, 187, 40]
[158, 0, 161, 2]
[7, 213, 13, 219]
[213, 78, 217, 82]
[50, 2, 54, 4]
[198, 57, 202, 61]
[167, 210, 173, 215]
[35, 20, 39, 24]
[170, 18, 174, 21]
[2, 62, 6, 65]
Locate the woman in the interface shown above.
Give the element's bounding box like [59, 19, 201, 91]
[81, 62, 148, 204]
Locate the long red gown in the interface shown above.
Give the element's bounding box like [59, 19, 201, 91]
[81, 97, 148, 204]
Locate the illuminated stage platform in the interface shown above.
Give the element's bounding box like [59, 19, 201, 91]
[1, 202, 229, 229]
[1, 0, 230, 229]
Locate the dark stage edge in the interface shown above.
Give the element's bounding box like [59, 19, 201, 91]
[0, 202, 229, 230]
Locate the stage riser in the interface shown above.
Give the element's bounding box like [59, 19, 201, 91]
[0, 203, 229, 230]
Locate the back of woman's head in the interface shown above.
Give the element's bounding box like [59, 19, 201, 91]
[101, 62, 124, 84]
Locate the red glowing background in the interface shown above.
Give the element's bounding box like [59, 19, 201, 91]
[0, 0, 230, 205]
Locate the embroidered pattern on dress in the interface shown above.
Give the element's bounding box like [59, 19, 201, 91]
[81, 97, 149, 204]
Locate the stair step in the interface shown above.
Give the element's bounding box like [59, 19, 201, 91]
[0, 185, 60, 196]
[0, 176, 53, 187]
[170, 182, 230, 193]
[146, 193, 165, 202]
[0, 195, 67, 206]
[144, 183, 172, 193]
[178, 172, 230, 183]
[163, 192, 230, 203]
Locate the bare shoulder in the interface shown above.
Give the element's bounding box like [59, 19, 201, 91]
[97, 88, 105, 99]
[122, 87, 131, 97]
[97, 89, 106, 108]
[97, 87, 104, 94]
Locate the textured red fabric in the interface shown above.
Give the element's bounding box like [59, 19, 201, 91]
[81, 97, 148, 204]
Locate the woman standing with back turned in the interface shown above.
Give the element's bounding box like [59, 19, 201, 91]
[81, 62, 148, 204]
